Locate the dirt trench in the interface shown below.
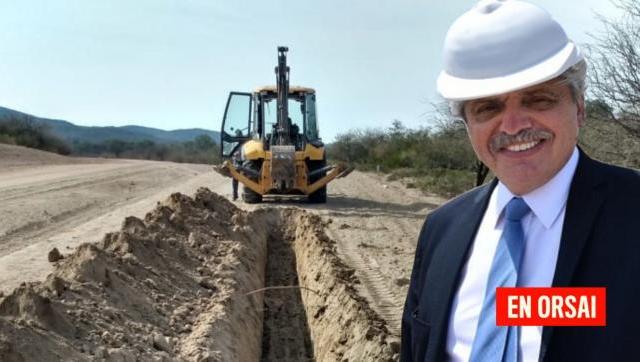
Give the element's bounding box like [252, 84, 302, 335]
[0, 188, 398, 361]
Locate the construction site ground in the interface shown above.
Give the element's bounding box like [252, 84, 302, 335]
[0, 143, 446, 361]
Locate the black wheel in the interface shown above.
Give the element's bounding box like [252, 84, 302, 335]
[307, 159, 327, 203]
[242, 160, 263, 204]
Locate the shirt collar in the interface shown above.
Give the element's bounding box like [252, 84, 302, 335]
[494, 147, 580, 229]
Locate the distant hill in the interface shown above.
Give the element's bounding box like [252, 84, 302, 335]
[0, 106, 220, 145]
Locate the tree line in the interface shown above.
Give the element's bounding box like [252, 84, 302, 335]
[71, 134, 221, 164]
[0, 116, 221, 165]
[0, 116, 72, 155]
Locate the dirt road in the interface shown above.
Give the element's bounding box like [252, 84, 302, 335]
[0, 144, 224, 294]
[0, 143, 445, 346]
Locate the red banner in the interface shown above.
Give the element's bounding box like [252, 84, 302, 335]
[496, 287, 606, 326]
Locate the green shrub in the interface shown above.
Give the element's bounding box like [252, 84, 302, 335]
[0, 133, 16, 144]
[328, 121, 480, 197]
[413, 168, 476, 197]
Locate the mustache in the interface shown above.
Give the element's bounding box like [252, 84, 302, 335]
[490, 129, 553, 153]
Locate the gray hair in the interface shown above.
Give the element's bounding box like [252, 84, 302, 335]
[449, 59, 587, 119]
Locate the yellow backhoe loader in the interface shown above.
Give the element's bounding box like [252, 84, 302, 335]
[216, 46, 352, 203]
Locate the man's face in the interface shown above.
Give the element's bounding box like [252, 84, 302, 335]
[463, 80, 585, 195]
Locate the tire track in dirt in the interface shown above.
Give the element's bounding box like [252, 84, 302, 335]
[326, 228, 405, 336]
[0, 170, 228, 294]
[0, 163, 158, 202]
[0, 203, 98, 252]
[0, 162, 135, 190]
[0, 164, 205, 256]
[0, 151, 221, 294]
[307, 171, 445, 339]
[0, 165, 160, 239]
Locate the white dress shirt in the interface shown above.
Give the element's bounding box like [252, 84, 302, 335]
[446, 147, 580, 362]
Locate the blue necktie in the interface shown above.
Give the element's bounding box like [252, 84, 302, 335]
[470, 197, 530, 362]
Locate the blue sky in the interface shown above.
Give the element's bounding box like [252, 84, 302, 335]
[0, 1, 623, 142]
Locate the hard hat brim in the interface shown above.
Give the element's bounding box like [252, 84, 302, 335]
[436, 41, 581, 101]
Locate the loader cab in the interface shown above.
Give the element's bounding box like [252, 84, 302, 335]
[220, 86, 321, 158]
[258, 86, 320, 150]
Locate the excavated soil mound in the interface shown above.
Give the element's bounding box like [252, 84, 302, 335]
[0, 188, 397, 361]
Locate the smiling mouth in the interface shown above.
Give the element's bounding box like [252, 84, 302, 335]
[504, 140, 543, 152]
[490, 129, 553, 154]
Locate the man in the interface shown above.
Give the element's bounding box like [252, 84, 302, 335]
[231, 149, 240, 201]
[232, 176, 239, 201]
[401, 1, 640, 361]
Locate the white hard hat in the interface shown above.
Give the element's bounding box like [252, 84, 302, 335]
[437, 0, 583, 101]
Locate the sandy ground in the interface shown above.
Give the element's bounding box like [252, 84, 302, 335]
[0, 143, 446, 359]
[0, 144, 225, 293]
[307, 174, 444, 336]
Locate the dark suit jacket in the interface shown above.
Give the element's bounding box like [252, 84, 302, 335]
[401, 152, 640, 362]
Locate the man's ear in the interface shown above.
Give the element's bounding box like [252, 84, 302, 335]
[577, 96, 586, 127]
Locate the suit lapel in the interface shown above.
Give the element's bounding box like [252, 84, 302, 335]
[425, 179, 497, 361]
[538, 152, 607, 361]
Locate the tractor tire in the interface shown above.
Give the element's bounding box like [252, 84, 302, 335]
[242, 160, 263, 204]
[307, 159, 327, 204]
